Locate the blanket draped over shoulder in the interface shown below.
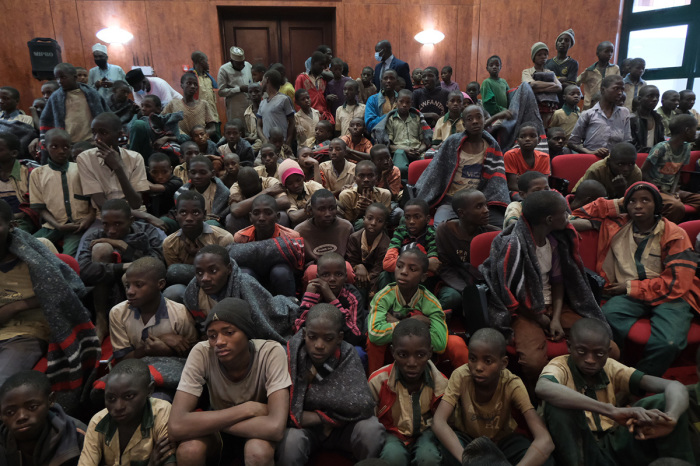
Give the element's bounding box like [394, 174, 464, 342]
[0, 120, 38, 159]
[493, 81, 546, 152]
[412, 129, 510, 209]
[9, 229, 100, 413]
[287, 331, 375, 428]
[184, 238, 303, 342]
[371, 108, 433, 147]
[228, 236, 305, 274]
[478, 218, 611, 341]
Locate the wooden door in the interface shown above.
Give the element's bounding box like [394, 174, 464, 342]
[220, 8, 335, 79]
[280, 20, 334, 81]
[221, 19, 280, 67]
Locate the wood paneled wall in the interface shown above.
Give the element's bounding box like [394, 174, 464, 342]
[2, 0, 623, 124]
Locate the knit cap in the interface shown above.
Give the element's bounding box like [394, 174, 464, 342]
[623, 181, 663, 216]
[203, 298, 255, 339]
[531, 42, 549, 61]
[557, 29, 575, 47]
[279, 159, 304, 185]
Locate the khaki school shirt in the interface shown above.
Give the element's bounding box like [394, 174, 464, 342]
[335, 103, 366, 136]
[64, 88, 92, 142]
[441, 366, 533, 442]
[319, 159, 356, 193]
[229, 176, 282, 204]
[573, 158, 643, 195]
[79, 398, 175, 466]
[338, 186, 391, 223]
[285, 181, 324, 214]
[77, 147, 149, 210]
[177, 339, 291, 410]
[294, 108, 320, 148]
[162, 223, 234, 266]
[29, 162, 92, 228]
[109, 297, 198, 359]
[254, 164, 280, 181]
[0, 260, 49, 342]
[541, 355, 643, 432]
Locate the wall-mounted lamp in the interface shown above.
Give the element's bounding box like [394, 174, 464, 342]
[96, 27, 133, 44]
[414, 29, 445, 45]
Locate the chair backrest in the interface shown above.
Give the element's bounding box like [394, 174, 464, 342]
[407, 159, 432, 185]
[680, 151, 700, 186]
[679, 220, 700, 246]
[578, 229, 600, 271]
[636, 153, 648, 168]
[551, 154, 600, 194]
[469, 230, 500, 267]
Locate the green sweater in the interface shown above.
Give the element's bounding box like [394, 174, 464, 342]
[481, 77, 509, 116]
[368, 284, 448, 351]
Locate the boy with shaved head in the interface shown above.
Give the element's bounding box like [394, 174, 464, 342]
[536, 318, 694, 465]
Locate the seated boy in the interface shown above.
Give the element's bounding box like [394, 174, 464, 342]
[0, 371, 84, 465]
[162, 190, 234, 267]
[341, 117, 373, 163]
[298, 147, 324, 184]
[0, 86, 34, 126]
[437, 188, 500, 294]
[190, 125, 218, 156]
[385, 90, 429, 181]
[294, 252, 366, 347]
[243, 82, 263, 153]
[145, 152, 183, 234]
[370, 144, 402, 201]
[503, 171, 550, 228]
[219, 151, 240, 189]
[218, 119, 254, 166]
[109, 256, 197, 361]
[357, 66, 377, 104]
[568, 179, 607, 212]
[168, 298, 291, 465]
[30, 129, 95, 256]
[630, 85, 664, 152]
[658, 90, 680, 136]
[368, 248, 469, 374]
[432, 91, 465, 145]
[108, 80, 140, 126]
[573, 141, 641, 199]
[254, 143, 280, 179]
[127, 94, 184, 163]
[480, 191, 617, 383]
[368, 319, 448, 466]
[234, 194, 300, 298]
[80, 359, 175, 466]
[0, 132, 32, 232]
[347, 203, 391, 304]
[0, 198, 98, 388]
[173, 140, 200, 183]
[175, 155, 230, 227]
[536, 318, 695, 465]
[338, 160, 391, 228]
[641, 114, 700, 223]
[227, 166, 289, 232]
[504, 122, 550, 195]
[432, 328, 554, 466]
[163, 72, 217, 136]
[294, 189, 354, 282]
[279, 158, 324, 227]
[278, 304, 384, 464]
[548, 85, 581, 138]
[335, 80, 366, 137]
[268, 127, 295, 162]
[77, 112, 149, 216]
[546, 126, 571, 158]
[294, 88, 320, 148]
[319, 138, 356, 196]
[571, 182, 700, 377]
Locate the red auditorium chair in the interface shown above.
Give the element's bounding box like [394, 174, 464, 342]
[551, 153, 600, 194]
[679, 151, 700, 218]
[407, 159, 432, 185]
[636, 153, 648, 168]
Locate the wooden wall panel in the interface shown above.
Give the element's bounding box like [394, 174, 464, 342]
[49, 0, 84, 69]
[476, 0, 543, 88]
[340, 3, 400, 78]
[455, 3, 480, 86]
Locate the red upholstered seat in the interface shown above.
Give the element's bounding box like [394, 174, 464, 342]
[636, 153, 648, 168]
[578, 229, 599, 271]
[469, 230, 501, 267]
[551, 153, 600, 194]
[679, 220, 700, 244]
[407, 159, 432, 185]
[679, 150, 700, 186]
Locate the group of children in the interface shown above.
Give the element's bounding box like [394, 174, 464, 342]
[0, 28, 699, 466]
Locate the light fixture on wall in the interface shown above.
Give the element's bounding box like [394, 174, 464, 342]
[414, 29, 445, 45]
[96, 27, 133, 44]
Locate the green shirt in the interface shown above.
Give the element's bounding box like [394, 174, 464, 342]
[481, 77, 509, 116]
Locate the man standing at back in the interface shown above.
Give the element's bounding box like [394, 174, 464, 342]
[88, 43, 126, 100]
[218, 46, 253, 122]
[373, 40, 413, 92]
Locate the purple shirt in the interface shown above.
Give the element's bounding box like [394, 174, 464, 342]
[568, 103, 632, 152]
[440, 81, 460, 93]
[325, 76, 352, 116]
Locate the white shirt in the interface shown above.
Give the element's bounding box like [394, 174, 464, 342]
[132, 77, 182, 107]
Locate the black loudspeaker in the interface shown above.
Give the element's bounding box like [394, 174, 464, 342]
[27, 38, 62, 81]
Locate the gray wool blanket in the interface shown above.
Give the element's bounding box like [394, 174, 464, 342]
[287, 331, 375, 428]
[227, 236, 306, 275]
[0, 120, 38, 159]
[8, 229, 100, 414]
[478, 217, 611, 341]
[493, 82, 547, 152]
[412, 129, 510, 209]
[183, 257, 299, 342]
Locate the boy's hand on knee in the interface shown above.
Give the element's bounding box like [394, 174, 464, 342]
[633, 414, 677, 440]
[547, 318, 565, 341]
